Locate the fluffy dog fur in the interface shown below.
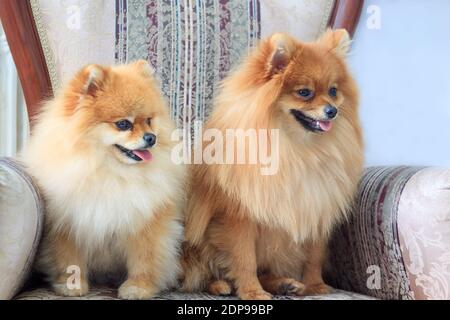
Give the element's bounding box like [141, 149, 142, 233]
[23, 61, 185, 299]
[182, 30, 364, 299]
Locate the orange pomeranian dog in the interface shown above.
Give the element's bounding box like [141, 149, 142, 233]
[23, 61, 185, 299]
[182, 29, 364, 300]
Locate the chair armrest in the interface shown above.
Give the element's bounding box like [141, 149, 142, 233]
[0, 158, 44, 299]
[326, 166, 450, 300]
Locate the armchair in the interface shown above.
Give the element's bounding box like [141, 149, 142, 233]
[2, 0, 448, 300]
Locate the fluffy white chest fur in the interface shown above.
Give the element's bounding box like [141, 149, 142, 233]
[32, 150, 183, 247]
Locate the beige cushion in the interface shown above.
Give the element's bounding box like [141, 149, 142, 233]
[398, 168, 450, 300]
[0, 159, 43, 299]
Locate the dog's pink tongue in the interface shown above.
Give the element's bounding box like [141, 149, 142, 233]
[132, 150, 153, 162]
[318, 121, 333, 132]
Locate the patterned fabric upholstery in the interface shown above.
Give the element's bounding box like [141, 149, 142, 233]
[327, 166, 450, 300]
[397, 168, 450, 300]
[31, 0, 334, 129]
[15, 287, 375, 300]
[0, 158, 43, 299]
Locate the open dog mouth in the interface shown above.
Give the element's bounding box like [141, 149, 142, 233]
[290, 109, 333, 133]
[114, 144, 153, 162]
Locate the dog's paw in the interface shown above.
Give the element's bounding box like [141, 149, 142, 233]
[208, 280, 232, 296]
[238, 289, 272, 300]
[118, 280, 158, 300]
[52, 281, 89, 297]
[301, 283, 332, 296]
[277, 278, 306, 296]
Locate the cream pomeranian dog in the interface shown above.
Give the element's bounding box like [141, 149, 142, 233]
[182, 30, 364, 299]
[23, 61, 185, 299]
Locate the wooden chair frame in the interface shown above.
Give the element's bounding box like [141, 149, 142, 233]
[0, 0, 364, 123]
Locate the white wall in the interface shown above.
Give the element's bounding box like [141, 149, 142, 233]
[349, 0, 450, 166]
[0, 23, 28, 157]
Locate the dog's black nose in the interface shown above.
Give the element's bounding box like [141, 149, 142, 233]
[324, 105, 338, 119]
[143, 133, 157, 147]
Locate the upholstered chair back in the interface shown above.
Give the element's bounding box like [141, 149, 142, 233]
[32, 0, 335, 128]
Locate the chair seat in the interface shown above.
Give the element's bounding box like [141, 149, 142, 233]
[15, 286, 375, 300]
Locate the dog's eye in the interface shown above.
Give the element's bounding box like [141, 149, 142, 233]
[329, 87, 338, 98]
[115, 119, 133, 131]
[297, 89, 314, 100]
[146, 118, 152, 126]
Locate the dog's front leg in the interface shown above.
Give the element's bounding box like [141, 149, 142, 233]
[301, 238, 332, 295]
[46, 230, 89, 297]
[118, 204, 182, 300]
[222, 217, 272, 300]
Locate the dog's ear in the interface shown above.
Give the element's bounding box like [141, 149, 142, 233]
[317, 28, 351, 59]
[133, 59, 156, 78]
[267, 33, 296, 75]
[64, 64, 108, 115]
[77, 64, 108, 97]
